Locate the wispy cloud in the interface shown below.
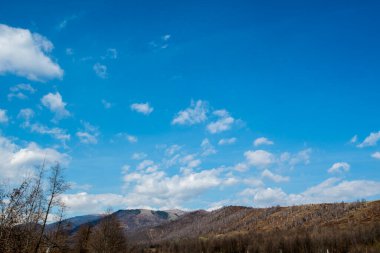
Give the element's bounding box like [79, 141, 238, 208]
[101, 99, 113, 109]
[76, 121, 100, 144]
[8, 83, 36, 101]
[57, 15, 77, 30]
[0, 109, 9, 124]
[261, 169, 289, 183]
[328, 162, 350, 173]
[115, 133, 138, 143]
[201, 138, 217, 156]
[357, 131, 380, 148]
[172, 100, 208, 125]
[93, 63, 107, 78]
[218, 137, 237, 145]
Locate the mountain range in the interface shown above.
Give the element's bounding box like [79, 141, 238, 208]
[51, 200, 380, 245]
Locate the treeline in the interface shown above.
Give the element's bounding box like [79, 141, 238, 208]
[130, 222, 380, 253]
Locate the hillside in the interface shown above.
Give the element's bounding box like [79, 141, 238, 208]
[54, 200, 380, 252]
[128, 200, 380, 244]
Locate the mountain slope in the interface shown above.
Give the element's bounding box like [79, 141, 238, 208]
[129, 200, 380, 244]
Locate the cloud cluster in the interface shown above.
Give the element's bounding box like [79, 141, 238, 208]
[123, 168, 226, 208]
[241, 177, 380, 207]
[0, 24, 63, 81]
[0, 134, 69, 180]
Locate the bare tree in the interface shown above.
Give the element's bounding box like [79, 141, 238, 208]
[34, 163, 69, 253]
[88, 210, 128, 253]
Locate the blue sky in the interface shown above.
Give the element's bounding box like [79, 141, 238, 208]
[1, 0, 380, 215]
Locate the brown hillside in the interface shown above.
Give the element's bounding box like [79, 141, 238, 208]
[129, 200, 380, 244]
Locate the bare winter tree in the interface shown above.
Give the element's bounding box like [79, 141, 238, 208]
[34, 163, 69, 253]
[88, 210, 128, 253]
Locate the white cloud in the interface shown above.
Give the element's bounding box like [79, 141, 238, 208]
[253, 137, 274, 147]
[244, 150, 274, 168]
[357, 131, 380, 148]
[0, 109, 9, 123]
[328, 162, 350, 174]
[0, 24, 63, 81]
[200, 138, 217, 156]
[41, 92, 70, 121]
[371, 152, 380, 160]
[371, 152, 380, 159]
[76, 121, 99, 144]
[93, 63, 107, 78]
[207, 110, 234, 134]
[242, 177, 380, 207]
[261, 169, 289, 182]
[8, 83, 36, 100]
[0, 134, 69, 180]
[101, 99, 113, 109]
[130, 102, 153, 115]
[350, 135, 358, 144]
[172, 100, 208, 125]
[218, 137, 236, 145]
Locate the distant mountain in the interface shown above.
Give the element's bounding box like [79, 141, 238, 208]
[50, 209, 187, 234]
[47, 214, 103, 232]
[112, 209, 186, 232]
